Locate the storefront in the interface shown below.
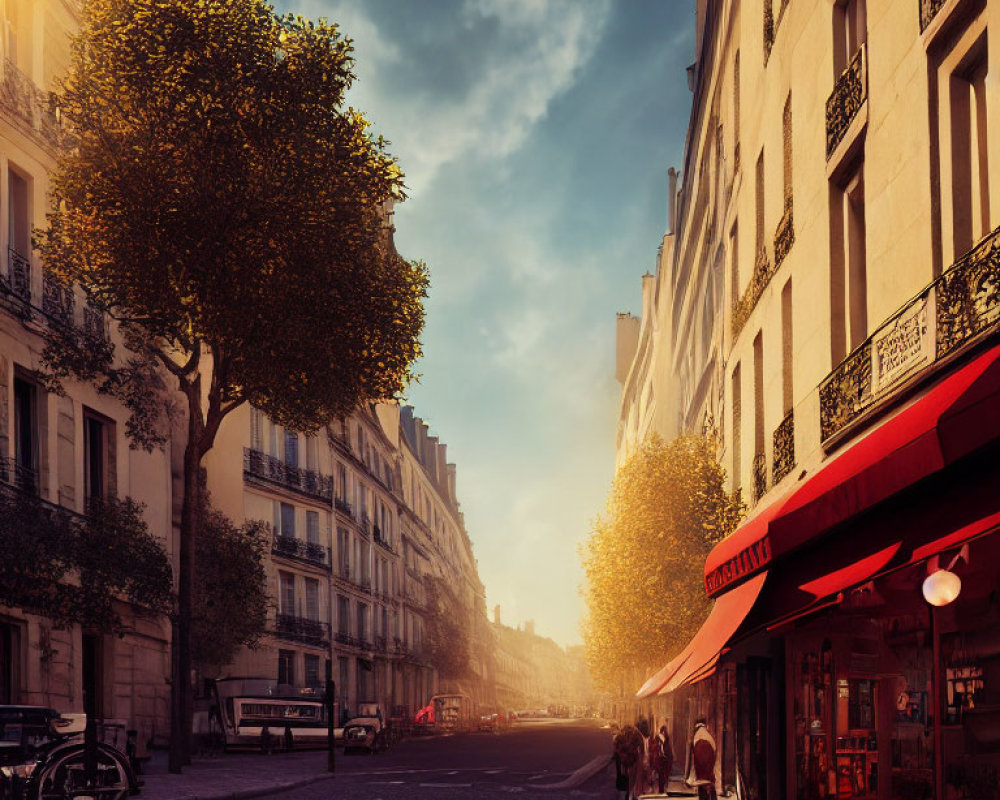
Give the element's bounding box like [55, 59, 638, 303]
[639, 341, 1000, 799]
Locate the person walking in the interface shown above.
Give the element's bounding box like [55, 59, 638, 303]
[614, 724, 645, 800]
[686, 716, 721, 800]
[650, 723, 674, 794]
[612, 727, 629, 800]
[634, 718, 652, 796]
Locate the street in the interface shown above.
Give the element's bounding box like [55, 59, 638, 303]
[259, 719, 618, 800]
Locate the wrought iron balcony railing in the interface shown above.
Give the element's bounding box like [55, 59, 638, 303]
[774, 206, 794, 268]
[826, 44, 867, 159]
[6, 248, 30, 303]
[359, 513, 371, 536]
[334, 496, 353, 516]
[333, 631, 365, 649]
[772, 410, 795, 485]
[0, 60, 67, 153]
[820, 224, 1000, 443]
[763, 0, 774, 64]
[0, 456, 38, 495]
[243, 447, 334, 502]
[274, 614, 329, 648]
[732, 247, 776, 337]
[42, 276, 74, 326]
[752, 452, 767, 503]
[83, 303, 108, 343]
[919, 0, 947, 31]
[271, 534, 330, 569]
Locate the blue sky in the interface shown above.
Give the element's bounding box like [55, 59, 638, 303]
[277, 0, 696, 647]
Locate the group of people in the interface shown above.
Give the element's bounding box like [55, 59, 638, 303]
[611, 716, 719, 800]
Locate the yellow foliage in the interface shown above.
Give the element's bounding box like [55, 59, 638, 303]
[581, 433, 743, 693]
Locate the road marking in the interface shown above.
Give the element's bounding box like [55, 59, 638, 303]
[499, 787, 524, 793]
[485, 769, 504, 775]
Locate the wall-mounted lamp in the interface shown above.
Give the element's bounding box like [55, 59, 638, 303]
[921, 545, 969, 607]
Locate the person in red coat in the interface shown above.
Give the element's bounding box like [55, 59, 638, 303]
[650, 723, 674, 794]
[686, 717, 721, 800]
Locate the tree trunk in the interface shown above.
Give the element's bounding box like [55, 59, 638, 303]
[169, 383, 205, 773]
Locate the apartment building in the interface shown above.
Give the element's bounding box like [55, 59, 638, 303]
[0, 0, 174, 748]
[620, 1, 1000, 797]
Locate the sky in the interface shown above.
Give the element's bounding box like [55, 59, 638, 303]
[276, 0, 696, 648]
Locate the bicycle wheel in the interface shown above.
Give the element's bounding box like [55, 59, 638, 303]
[35, 744, 133, 800]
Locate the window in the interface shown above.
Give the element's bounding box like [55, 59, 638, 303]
[305, 435, 317, 470]
[277, 650, 294, 687]
[337, 595, 349, 635]
[306, 511, 320, 545]
[357, 660, 370, 700]
[830, 163, 867, 364]
[338, 658, 349, 714]
[8, 166, 30, 257]
[0, 623, 21, 703]
[83, 409, 113, 501]
[337, 527, 349, 576]
[753, 332, 765, 459]
[303, 654, 320, 690]
[304, 578, 319, 622]
[782, 93, 793, 211]
[357, 603, 368, 642]
[249, 407, 263, 451]
[279, 571, 295, 616]
[12, 376, 38, 493]
[755, 150, 765, 260]
[730, 221, 740, 305]
[734, 51, 741, 168]
[284, 429, 298, 467]
[279, 502, 295, 538]
[782, 281, 794, 413]
[833, 0, 867, 75]
[337, 464, 347, 501]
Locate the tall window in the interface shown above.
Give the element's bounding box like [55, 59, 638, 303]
[753, 332, 765, 460]
[306, 511, 320, 545]
[834, 0, 867, 75]
[782, 280, 794, 413]
[249, 407, 263, 451]
[12, 376, 38, 493]
[278, 502, 295, 538]
[83, 410, 112, 501]
[277, 650, 294, 687]
[284, 429, 298, 467]
[337, 595, 349, 635]
[279, 571, 295, 616]
[734, 51, 741, 168]
[304, 578, 319, 622]
[783, 93, 793, 212]
[337, 528, 349, 576]
[755, 150, 766, 261]
[357, 603, 368, 642]
[830, 164, 867, 363]
[303, 654, 320, 690]
[948, 33, 989, 259]
[8, 167, 30, 257]
[730, 221, 740, 305]
[337, 464, 348, 501]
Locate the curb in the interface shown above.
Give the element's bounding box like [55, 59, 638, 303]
[535, 754, 609, 790]
[157, 771, 337, 800]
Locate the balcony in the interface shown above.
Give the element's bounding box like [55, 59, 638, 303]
[826, 44, 867, 159]
[243, 447, 333, 502]
[334, 496, 353, 517]
[373, 525, 395, 553]
[772, 410, 795, 484]
[919, 0, 947, 31]
[0, 456, 38, 495]
[774, 206, 794, 269]
[274, 614, 329, 648]
[271, 534, 330, 569]
[0, 59, 66, 153]
[42, 275, 74, 327]
[752, 452, 767, 503]
[1, 249, 31, 314]
[83, 304, 108, 343]
[732, 247, 776, 338]
[820, 224, 1000, 444]
[359, 513, 371, 536]
[333, 631, 364, 649]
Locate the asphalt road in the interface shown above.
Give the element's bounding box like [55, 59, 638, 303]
[259, 718, 619, 800]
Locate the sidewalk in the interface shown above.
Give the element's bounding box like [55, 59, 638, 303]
[139, 749, 336, 800]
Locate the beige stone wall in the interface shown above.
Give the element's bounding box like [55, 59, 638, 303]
[618, 0, 1000, 524]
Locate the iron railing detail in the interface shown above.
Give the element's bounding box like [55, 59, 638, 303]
[826, 44, 867, 159]
[334, 496, 353, 516]
[919, 0, 947, 31]
[243, 447, 333, 502]
[0, 59, 67, 153]
[274, 614, 329, 648]
[820, 225, 1000, 443]
[271, 534, 330, 569]
[752, 451, 767, 503]
[774, 206, 794, 268]
[764, 1, 775, 64]
[7, 249, 30, 303]
[42, 275, 74, 326]
[732, 248, 775, 337]
[772, 410, 795, 484]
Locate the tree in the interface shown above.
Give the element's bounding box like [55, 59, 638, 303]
[38, 0, 427, 771]
[191, 503, 270, 671]
[0, 491, 172, 632]
[581, 433, 743, 693]
[423, 576, 472, 681]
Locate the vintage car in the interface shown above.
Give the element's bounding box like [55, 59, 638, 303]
[341, 702, 385, 753]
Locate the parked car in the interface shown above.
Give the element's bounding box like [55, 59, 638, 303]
[342, 702, 385, 754]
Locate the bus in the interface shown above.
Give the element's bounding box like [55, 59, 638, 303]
[207, 678, 331, 749]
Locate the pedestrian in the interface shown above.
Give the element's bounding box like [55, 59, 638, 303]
[686, 716, 721, 800]
[650, 724, 674, 794]
[633, 718, 652, 797]
[614, 724, 644, 800]
[612, 728, 629, 800]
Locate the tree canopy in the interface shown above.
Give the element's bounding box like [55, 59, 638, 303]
[423, 576, 473, 681]
[581, 433, 743, 693]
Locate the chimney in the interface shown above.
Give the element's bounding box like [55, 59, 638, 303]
[493, 605, 501, 626]
[667, 167, 678, 235]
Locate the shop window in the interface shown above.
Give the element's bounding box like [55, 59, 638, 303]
[795, 640, 834, 800]
[835, 678, 878, 798]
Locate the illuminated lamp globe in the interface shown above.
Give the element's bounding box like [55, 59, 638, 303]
[922, 569, 961, 606]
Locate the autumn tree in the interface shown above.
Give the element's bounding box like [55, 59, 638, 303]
[423, 576, 472, 681]
[581, 433, 743, 693]
[38, 0, 427, 772]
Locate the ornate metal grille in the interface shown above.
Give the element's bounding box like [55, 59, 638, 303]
[243, 447, 334, 502]
[271, 534, 330, 568]
[935, 228, 1000, 357]
[83, 304, 108, 342]
[0, 60, 67, 153]
[772, 410, 795, 484]
[732, 248, 775, 337]
[919, 0, 948, 31]
[42, 275, 74, 325]
[275, 614, 329, 648]
[774, 207, 795, 268]
[752, 451, 767, 503]
[7, 249, 30, 302]
[826, 45, 867, 159]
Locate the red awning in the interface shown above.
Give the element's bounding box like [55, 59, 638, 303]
[636, 652, 692, 699]
[910, 511, 1000, 564]
[798, 542, 902, 599]
[653, 572, 768, 696]
[703, 342, 1000, 597]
